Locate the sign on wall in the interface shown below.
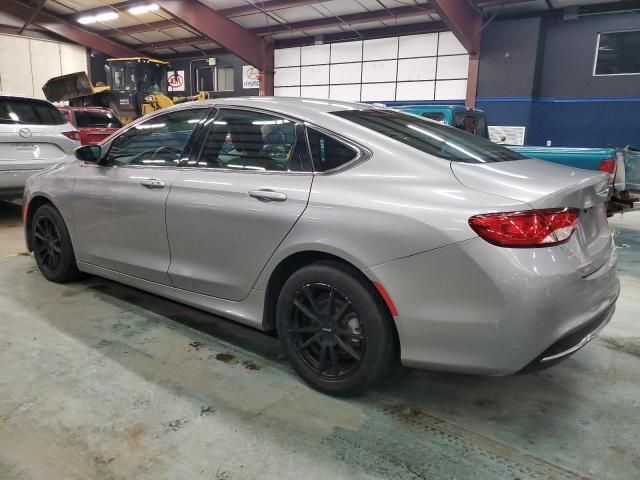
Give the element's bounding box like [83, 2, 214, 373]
[488, 126, 526, 146]
[242, 65, 259, 89]
[167, 70, 185, 92]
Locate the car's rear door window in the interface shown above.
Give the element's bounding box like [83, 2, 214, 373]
[195, 108, 312, 172]
[0, 98, 66, 125]
[332, 109, 524, 163]
[75, 110, 122, 129]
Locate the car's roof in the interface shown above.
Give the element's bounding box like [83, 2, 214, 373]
[0, 92, 53, 102]
[169, 96, 376, 122]
[59, 106, 113, 112]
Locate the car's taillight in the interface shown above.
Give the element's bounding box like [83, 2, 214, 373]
[468, 208, 580, 248]
[62, 131, 81, 141]
[598, 157, 616, 184]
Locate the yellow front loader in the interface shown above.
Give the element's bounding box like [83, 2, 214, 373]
[43, 57, 209, 124]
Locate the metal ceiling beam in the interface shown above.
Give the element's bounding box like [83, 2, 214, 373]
[103, 2, 432, 39]
[156, 0, 266, 67]
[18, 0, 47, 34]
[428, 0, 482, 54]
[0, 23, 64, 41]
[251, 5, 433, 36]
[156, 0, 273, 94]
[474, 0, 537, 7]
[428, 0, 483, 108]
[134, 5, 435, 51]
[65, 0, 142, 23]
[141, 35, 210, 50]
[0, 0, 142, 57]
[274, 20, 448, 48]
[104, 19, 184, 37]
[219, 0, 326, 18]
[67, 0, 324, 23]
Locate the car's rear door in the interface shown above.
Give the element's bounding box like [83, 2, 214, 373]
[72, 107, 210, 284]
[166, 107, 313, 301]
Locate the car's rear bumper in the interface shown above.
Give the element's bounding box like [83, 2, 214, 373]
[0, 169, 42, 198]
[365, 235, 619, 375]
[518, 302, 615, 373]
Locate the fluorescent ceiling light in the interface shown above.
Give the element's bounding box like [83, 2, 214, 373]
[128, 3, 160, 15]
[77, 11, 119, 24]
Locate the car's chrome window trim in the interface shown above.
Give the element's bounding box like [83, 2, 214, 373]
[181, 105, 314, 175]
[88, 163, 312, 176]
[171, 103, 371, 176]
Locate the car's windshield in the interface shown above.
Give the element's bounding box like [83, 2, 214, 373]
[0, 98, 66, 125]
[140, 63, 166, 94]
[332, 109, 525, 163]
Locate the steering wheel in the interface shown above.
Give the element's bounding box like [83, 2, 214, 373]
[128, 146, 183, 165]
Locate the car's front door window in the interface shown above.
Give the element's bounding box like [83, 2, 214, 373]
[104, 108, 207, 167]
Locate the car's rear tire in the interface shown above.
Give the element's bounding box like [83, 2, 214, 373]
[31, 204, 80, 283]
[276, 261, 396, 396]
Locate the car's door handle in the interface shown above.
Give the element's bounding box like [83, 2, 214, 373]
[139, 178, 165, 189]
[248, 189, 287, 202]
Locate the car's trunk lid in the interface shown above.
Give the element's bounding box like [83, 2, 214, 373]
[452, 158, 613, 274]
[80, 127, 118, 145]
[0, 124, 69, 170]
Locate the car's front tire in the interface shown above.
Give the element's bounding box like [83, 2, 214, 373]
[276, 261, 396, 396]
[31, 204, 80, 283]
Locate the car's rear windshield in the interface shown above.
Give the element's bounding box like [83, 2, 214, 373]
[331, 109, 525, 163]
[0, 97, 66, 125]
[75, 110, 122, 129]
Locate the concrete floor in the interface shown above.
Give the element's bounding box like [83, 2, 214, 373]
[0, 199, 639, 480]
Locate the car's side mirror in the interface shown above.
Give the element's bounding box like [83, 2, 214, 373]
[75, 144, 101, 163]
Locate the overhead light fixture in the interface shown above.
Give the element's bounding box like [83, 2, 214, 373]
[128, 3, 160, 15]
[77, 11, 119, 24]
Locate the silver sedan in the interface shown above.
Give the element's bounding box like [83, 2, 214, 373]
[23, 97, 619, 395]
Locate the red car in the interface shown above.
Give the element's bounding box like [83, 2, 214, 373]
[58, 107, 123, 145]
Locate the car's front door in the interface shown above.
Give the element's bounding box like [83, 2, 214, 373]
[166, 107, 314, 301]
[72, 107, 210, 284]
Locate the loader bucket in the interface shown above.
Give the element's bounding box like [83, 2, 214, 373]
[43, 72, 95, 102]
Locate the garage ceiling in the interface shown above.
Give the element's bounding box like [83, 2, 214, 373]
[0, 0, 631, 58]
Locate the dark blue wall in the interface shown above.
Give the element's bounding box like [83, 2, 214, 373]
[475, 12, 640, 148]
[476, 97, 640, 148]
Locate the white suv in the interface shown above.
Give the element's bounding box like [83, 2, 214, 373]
[0, 94, 80, 200]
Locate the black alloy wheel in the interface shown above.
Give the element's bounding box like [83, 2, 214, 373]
[287, 283, 366, 380]
[276, 261, 396, 396]
[30, 204, 80, 283]
[33, 216, 63, 273]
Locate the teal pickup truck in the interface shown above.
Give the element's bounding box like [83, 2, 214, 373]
[395, 104, 638, 210]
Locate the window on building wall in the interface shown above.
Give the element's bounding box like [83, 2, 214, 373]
[196, 67, 215, 91]
[216, 66, 235, 92]
[594, 30, 640, 76]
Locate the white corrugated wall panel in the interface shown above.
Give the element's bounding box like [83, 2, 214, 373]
[29, 39, 62, 99]
[60, 43, 87, 75]
[396, 81, 435, 101]
[300, 44, 331, 65]
[329, 84, 361, 102]
[300, 65, 330, 85]
[398, 33, 438, 58]
[0, 35, 33, 96]
[397, 57, 436, 81]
